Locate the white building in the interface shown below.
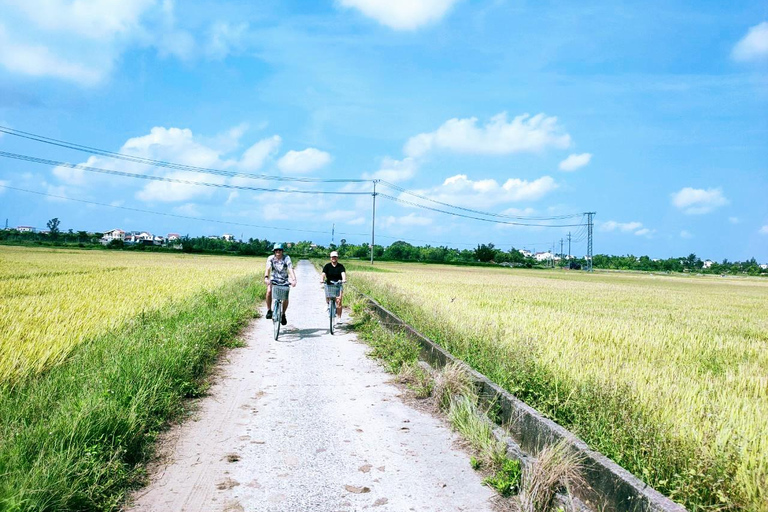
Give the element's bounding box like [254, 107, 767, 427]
[102, 229, 125, 242]
[534, 251, 553, 262]
[518, 249, 533, 258]
[703, 260, 714, 269]
[17, 226, 36, 233]
[222, 233, 235, 242]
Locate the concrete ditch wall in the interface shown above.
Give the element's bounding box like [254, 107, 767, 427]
[361, 292, 687, 512]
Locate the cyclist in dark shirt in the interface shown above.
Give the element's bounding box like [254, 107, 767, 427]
[321, 250, 346, 319]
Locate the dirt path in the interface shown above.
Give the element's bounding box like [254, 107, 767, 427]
[127, 260, 495, 512]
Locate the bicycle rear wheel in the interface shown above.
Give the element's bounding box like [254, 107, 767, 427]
[273, 299, 281, 340]
[329, 299, 335, 335]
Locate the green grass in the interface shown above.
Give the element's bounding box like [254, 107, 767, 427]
[0, 277, 264, 511]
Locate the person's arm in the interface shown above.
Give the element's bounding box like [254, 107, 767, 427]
[264, 259, 271, 283]
[289, 267, 297, 287]
[341, 271, 347, 283]
[321, 271, 327, 284]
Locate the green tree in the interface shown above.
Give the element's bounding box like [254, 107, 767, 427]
[474, 243, 496, 262]
[46, 218, 61, 240]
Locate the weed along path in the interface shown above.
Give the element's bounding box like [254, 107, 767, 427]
[128, 260, 495, 512]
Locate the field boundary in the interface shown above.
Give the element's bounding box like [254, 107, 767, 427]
[358, 290, 688, 512]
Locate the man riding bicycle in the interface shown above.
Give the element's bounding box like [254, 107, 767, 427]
[264, 243, 297, 325]
[321, 250, 346, 319]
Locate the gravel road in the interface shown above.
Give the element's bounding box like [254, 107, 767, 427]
[127, 260, 496, 512]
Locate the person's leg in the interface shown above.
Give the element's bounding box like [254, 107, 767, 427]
[282, 299, 289, 313]
[336, 291, 343, 318]
[265, 283, 273, 318]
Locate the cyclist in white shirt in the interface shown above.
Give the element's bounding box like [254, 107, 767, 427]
[264, 243, 297, 325]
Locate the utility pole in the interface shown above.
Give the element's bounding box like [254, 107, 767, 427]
[560, 238, 564, 268]
[567, 232, 571, 264]
[586, 212, 595, 272]
[332, 223, 335, 245]
[370, 180, 378, 264]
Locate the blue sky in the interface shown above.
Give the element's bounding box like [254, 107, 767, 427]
[0, 0, 766, 261]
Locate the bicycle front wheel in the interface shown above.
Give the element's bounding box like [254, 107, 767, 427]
[273, 300, 281, 340]
[329, 300, 335, 335]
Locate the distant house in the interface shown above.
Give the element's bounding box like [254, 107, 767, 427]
[207, 235, 220, 240]
[703, 260, 714, 269]
[17, 226, 36, 233]
[534, 251, 553, 262]
[102, 229, 125, 242]
[222, 233, 235, 242]
[167, 233, 181, 241]
[760, 264, 768, 270]
[518, 249, 533, 258]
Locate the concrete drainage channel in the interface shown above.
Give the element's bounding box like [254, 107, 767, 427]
[359, 291, 688, 512]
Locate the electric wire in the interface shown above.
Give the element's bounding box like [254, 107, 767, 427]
[378, 193, 586, 228]
[0, 151, 370, 196]
[378, 180, 583, 221]
[0, 184, 334, 236]
[0, 125, 369, 184]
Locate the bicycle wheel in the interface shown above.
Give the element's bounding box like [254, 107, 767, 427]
[273, 299, 281, 340]
[329, 299, 335, 335]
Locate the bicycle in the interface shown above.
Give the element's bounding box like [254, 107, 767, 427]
[271, 284, 290, 340]
[324, 281, 342, 335]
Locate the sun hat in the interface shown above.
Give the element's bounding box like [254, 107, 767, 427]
[273, 243, 284, 251]
[330, 251, 339, 257]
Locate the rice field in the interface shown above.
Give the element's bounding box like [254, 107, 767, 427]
[0, 245, 262, 385]
[350, 262, 768, 511]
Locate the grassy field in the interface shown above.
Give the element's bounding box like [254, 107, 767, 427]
[350, 262, 768, 511]
[0, 246, 264, 510]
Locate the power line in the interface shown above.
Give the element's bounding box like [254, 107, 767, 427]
[378, 193, 587, 228]
[0, 151, 371, 196]
[0, 184, 334, 236]
[378, 180, 583, 221]
[0, 125, 370, 184]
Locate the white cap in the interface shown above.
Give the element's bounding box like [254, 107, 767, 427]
[330, 251, 339, 257]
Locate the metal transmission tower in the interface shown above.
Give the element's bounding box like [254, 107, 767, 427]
[586, 212, 596, 272]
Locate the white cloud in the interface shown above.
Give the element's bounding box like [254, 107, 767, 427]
[732, 22, 768, 62]
[364, 157, 418, 183]
[382, 213, 433, 227]
[239, 136, 282, 171]
[405, 174, 558, 208]
[0, 180, 9, 193]
[338, 0, 460, 30]
[634, 228, 653, 237]
[558, 153, 592, 172]
[206, 21, 248, 59]
[225, 191, 239, 205]
[600, 220, 643, 233]
[5, 0, 155, 39]
[0, 25, 103, 85]
[323, 210, 358, 221]
[347, 217, 366, 225]
[671, 187, 729, 215]
[173, 203, 201, 217]
[277, 148, 332, 174]
[759, 225, 768, 235]
[729, 216, 740, 224]
[680, 230, 693, 239]
[404, 112, 571, 158]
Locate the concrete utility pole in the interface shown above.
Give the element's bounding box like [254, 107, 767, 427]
[560, 238, 564, 267]
[370, 180, 378, 264]
[332, 223, 335, 245]
[586, 212, 596, 272]
[568, 232, 571, 261]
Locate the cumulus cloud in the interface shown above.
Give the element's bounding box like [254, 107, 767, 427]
[404, 112, 571, 158]
[680, 230, 693, 239]
[732, 22, 768, 62]
[277, 148, 332, 173]
[600, 220, 644, 233]
[382, 213, 433, 228]
[347, 217, 366, 225]
[364, 157, 418, 183]
[239, 135, 282, 171]
[403, 174, 558, 209]
[671, 187, 729, 215]
[173, 203, 201, 217]
[558, 153, 592, 172]
[338, 0, 459, 30]
[729, 216, 740, 224]
[760, 225, 768, 235]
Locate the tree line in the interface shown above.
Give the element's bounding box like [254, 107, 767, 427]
[1, 220, 764, 275]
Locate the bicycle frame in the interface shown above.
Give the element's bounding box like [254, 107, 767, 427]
[324, 281, 342, 334]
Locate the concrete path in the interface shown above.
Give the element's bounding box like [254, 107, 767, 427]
[127, 260, 495, 512]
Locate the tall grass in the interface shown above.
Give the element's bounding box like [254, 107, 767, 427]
[0, 247, 265, 511]
[351, 262, 768, 511]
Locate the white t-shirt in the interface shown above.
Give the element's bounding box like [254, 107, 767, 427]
[267, 255, 293, 285]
